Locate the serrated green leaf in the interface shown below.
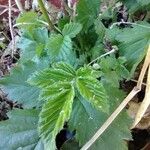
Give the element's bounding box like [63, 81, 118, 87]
[58, 16, 70, 30]
[137, 0, 150, 6]
[36, 43, 45, 57]
[62, 23, 82, 38]
[69, 89, 132, 150]
[40, 82, 72, 101]
[39, 84, 75, 150]
[0, 109, 44, 150]
[99, 57, 129, 87]
[28, 62, 76, 88]
[18, 28, 49, 61]
[16, 12, 42, 30]
[0, 60, 48, 108]
[76, 0, 101, 31]
[94, 19, 106, 40]
[46, 34, 76, 64]
[32, 28, 49, 44]
[18, 35, 36, 61]
[52, 62, 76, 75]
[76, 77, 109, 113]
[77, 66, 101, 79]
[90, 40, 105, 60]
[117, 25, 150, 76]
[106, 24, 150, 76]
[120, 0, 150, 14]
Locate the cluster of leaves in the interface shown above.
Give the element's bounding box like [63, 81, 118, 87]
[0, 0, 150, 149]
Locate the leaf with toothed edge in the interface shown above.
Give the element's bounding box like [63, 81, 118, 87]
[38, 83, 75, 150]
[28, 62, 76, 89]
[0, 109, 44, 150]
[76, 0, 101, 31]
[76, 77, 109, 113]
[106, 24, 150, 77]
[62, 22, 82, 38]
[46, 34, 76, 65]
[0, 60, 49, 108]
[69, 87, 132, 150]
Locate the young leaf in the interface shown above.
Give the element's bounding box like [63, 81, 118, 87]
[28, 62, 76, 88]
[40, 82, 72, 101]
[0, 109, 44, 150]
[0, 60, 48, 108]
[76, 77, 109, 113]
[76, 0, 101, 30]
[77, 66, 101, 79]
[46, 34, 76, 64]
[52, 62, 76, 76]
[16, 11, 42, 30]
[62, 23, 82, 38]
[69, 90, 132, 150]
[39, 84, 75, 150]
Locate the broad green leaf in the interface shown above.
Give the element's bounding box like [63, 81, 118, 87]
[137, 0, 150, 6]
[76, 0, 101, 31]
[46, 34, 76, 64]
[32, 28, 49, 44]
[117, 25, 150, 76]
[77, 66, 101, 79]
[0, 60, 48, 108]
[17, 34, 37, 61]
[18, 28, 49, 61]
[36, 43, 45, 57]
[47, 34, 63, 56]
[76, 77, 109, 113]
[106, 24, 150, 76]
[0, 109, 44, 150]
[94, 19, 106, 40]
[52, 62, 76, 75]
[39, 84, 75, 150]
[69, 89, 132, 150]
[99, 57, 129, 87]
[58, 16, 70, 30]
[28, 62, 76, 88]
[40, 82, 72, 101]
[62, 23, 82, 38]
[16, 12, 42, 30]
[90, 40, 105, 60]
[102, 71, 120, 88]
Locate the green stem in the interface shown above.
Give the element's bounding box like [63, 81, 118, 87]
[38, 0, 54, 30]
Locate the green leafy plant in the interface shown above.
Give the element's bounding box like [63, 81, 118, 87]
[0, 0, 150, 149]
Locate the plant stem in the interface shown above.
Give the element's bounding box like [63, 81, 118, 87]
[88, 48, 116, 66]
[15, 0, 24, 13]
[38, 0, 54, 30]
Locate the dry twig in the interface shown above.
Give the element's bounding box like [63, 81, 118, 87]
[132, 45, 150, 127]
[14, 0, 24, 13]
[8, 0, 16, 57]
